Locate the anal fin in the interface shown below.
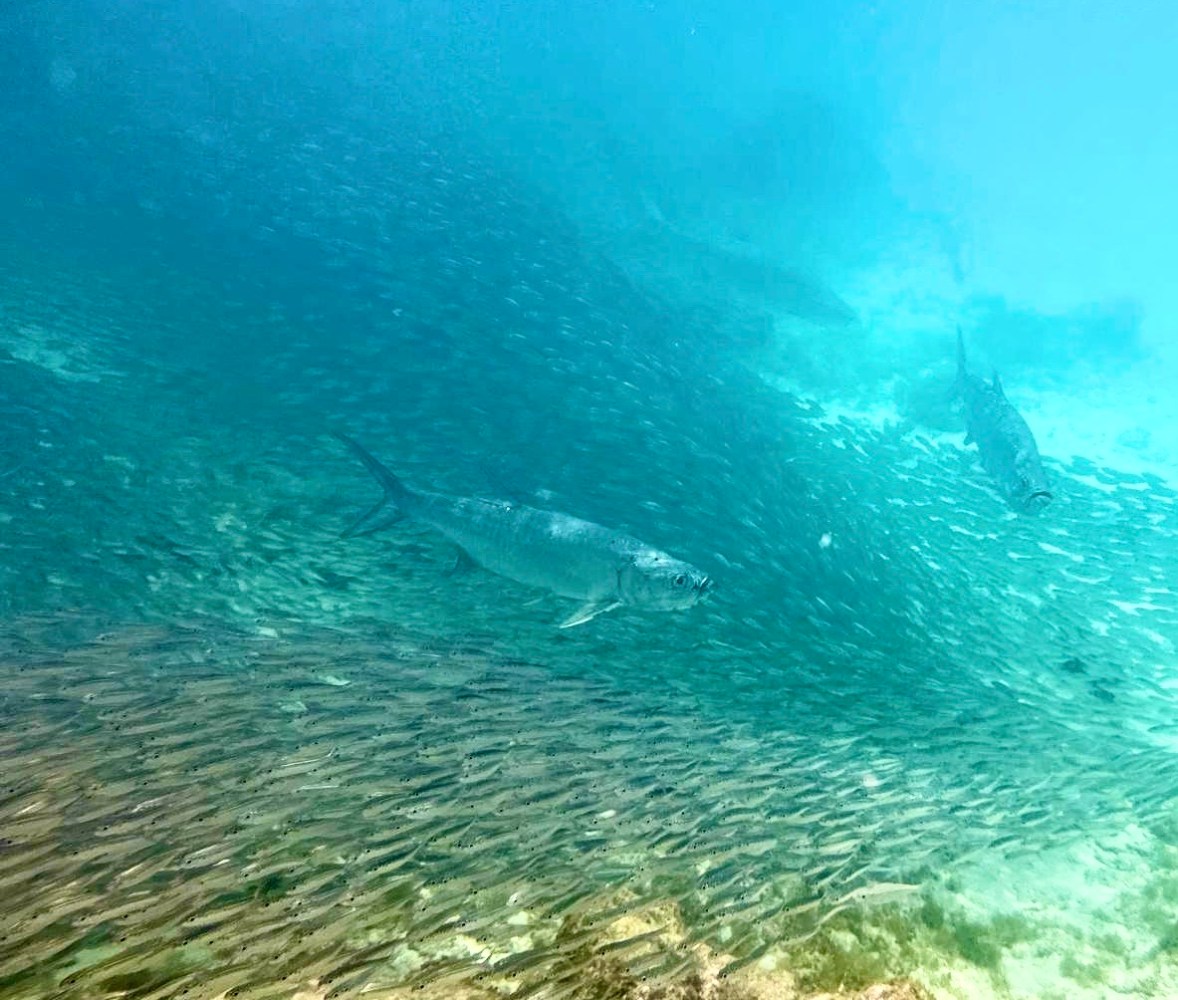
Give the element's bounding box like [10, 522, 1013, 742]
[558, 600, 622, 629]
[445, 549, 479, 577]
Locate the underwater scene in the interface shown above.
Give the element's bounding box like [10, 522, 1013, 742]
[3, 2, 1178, 998]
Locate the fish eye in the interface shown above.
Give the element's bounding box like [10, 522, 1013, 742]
[674, 574, 687, 586]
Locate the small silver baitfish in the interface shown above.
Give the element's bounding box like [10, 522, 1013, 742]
[333, 433, 713, 628]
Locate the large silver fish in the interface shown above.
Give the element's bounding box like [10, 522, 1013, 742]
[954, 327, 1053, 514]
[333, 433, 712, 627]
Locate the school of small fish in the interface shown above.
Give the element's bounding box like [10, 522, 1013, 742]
[1, 103, 1177, 1000]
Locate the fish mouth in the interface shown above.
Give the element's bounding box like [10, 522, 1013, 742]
[1023, 490, 1054, 512]
[695, 576, 715, 598]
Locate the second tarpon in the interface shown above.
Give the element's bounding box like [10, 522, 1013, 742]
[954, 327, 1053, 514]
[333, 432, 712, 627]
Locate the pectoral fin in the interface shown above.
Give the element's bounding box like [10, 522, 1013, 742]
[964, 429, 974, 445]
[558, 600, 622, 629]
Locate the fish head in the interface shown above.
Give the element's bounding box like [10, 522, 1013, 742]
[1009, 453, 1053, 514]
[620, 550, 713, 611]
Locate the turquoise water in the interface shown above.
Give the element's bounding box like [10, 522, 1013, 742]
[3, 198, 1177, 999]
[4, 4, 1178, 998]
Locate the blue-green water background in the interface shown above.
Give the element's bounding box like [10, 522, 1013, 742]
[3, 3, 1178, 998]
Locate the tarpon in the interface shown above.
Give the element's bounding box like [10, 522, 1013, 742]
[333, 433, 712, 627]
[954, 328, 1053, 514]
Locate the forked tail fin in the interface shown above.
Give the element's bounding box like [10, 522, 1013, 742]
[332, 432, 412, 537]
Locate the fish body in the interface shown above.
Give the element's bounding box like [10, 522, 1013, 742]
[833, 881, 922, 908]
[954, 328, 1053, 514]
[333, 433, 711, 626]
